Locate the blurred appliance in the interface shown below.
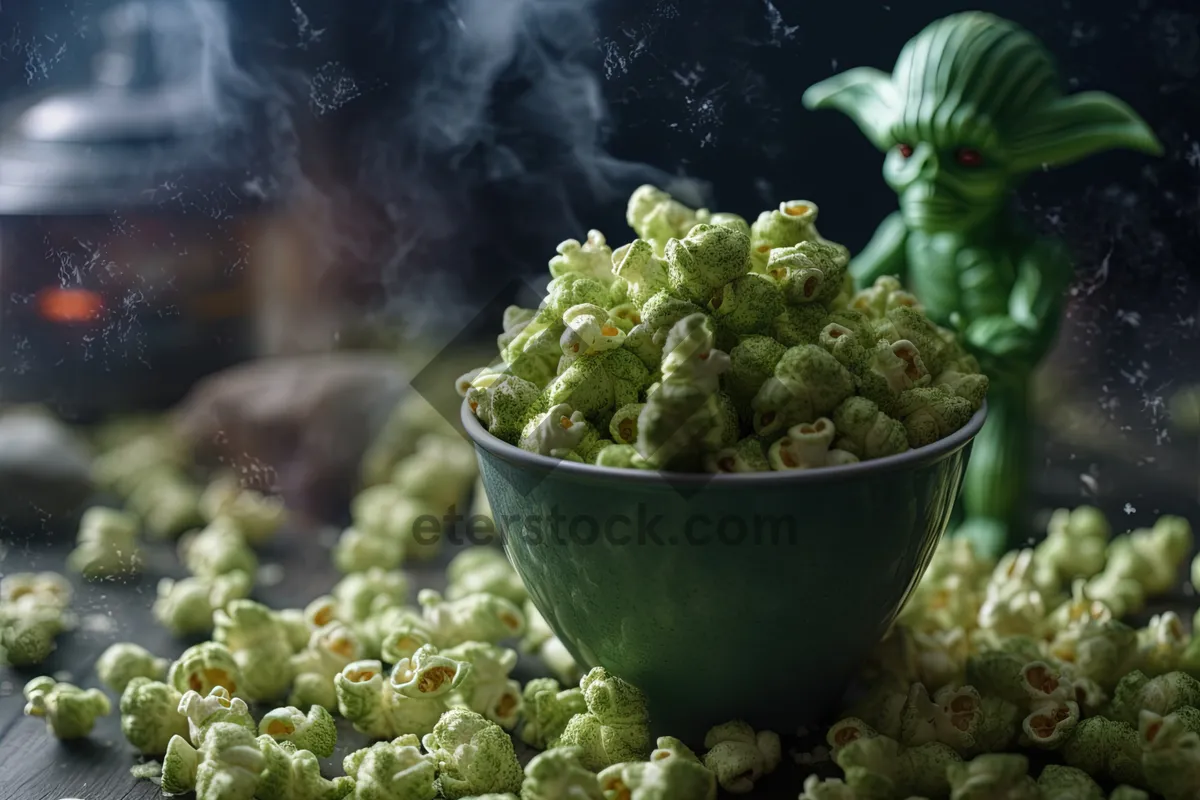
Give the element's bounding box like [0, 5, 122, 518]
[0, 0, 281, 421]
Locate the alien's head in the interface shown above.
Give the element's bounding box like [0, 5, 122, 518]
[803, 12, 1161, 233]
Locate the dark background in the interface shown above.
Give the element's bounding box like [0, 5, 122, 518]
[2, 0, 1198, 501]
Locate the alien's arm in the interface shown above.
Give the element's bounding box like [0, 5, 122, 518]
[964, 237, 1073, 370]
[848, 212, 908, 290]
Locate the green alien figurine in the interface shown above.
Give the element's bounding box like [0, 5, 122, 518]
[803, 11, 1162, 555]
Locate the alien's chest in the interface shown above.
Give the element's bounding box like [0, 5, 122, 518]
[905, 235, 1011, 324]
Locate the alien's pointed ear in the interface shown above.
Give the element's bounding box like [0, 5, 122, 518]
[1006, 92, 1163, 173]
[802, 67, 900, 151]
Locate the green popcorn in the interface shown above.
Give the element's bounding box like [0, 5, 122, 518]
[638, 290, 709, 342]
[577, 432, 616, 464]
[751, 344, 855, 436]
[119, 677, 190, 756]
[773, 301, 829, 347]
[162, 721, 265, 800]
[23, 676, 110, 739]
[831, 396, 909, 460]
[769, 417, 859, 470]
[594, 443, 648, 469]
[381, 624, 436, 665]
[709, 272, 784, 335]
[519, 404, 590, 458]
[441, 642, 522, 728]
[561, 304, 627, 357]
[1134, 612, 1190, 677]
[626, 184, 702, 256]
[847, 339, 932, 417]
[418, 589, 526, 647]
[180, 516, 258, 578]
[343, 735, 438, 800]
[470, 373, 543, 444]
[659, 313, 729, 393]
[607, 302, 641, 333]
[1109, 670, 1200, 724]
[67, 505, 142, 579]
[725, 335, 787, 422]
[849, 276, 920, 320]
[521, 747, 604, 800]
[214, 599, 296, 701]
[608, 402, 645, 445]
[392, 434, 479, 511]
[169, 642, 244, 698]
[127, 469, 204, 540]
[257, 735, 355, 800]
[1084, 568, 1146, 620]
[964, 651, 1028, 705]
[826, 717, 881, 757]
[637, 381, 726, 471]
[945, 753, 1039, 800]
[548, 230, 614, 284]
[1035, 765, 1104, 800]
[518, 677, 586, 749]
[871, 307, 952, 375]
[1047, 620, 1137, 691]
[335, 527, 405, 574]
[1044, 578, 1115, 632]
[153, 570, 254, 637]
[797, 775, 857, 800]
[545, 349, 648, 427]
[420, 708, 523, 799]
[786, 240, 851, 305]
[557, 666, 651, 771]
[895, 387, 975, 449]
[972, 695, 1022, 755]
[446, 548, 527, 607]
[1062, 717, 1144, 788]
[1108, 788, 1150, 800]
[750, 199, 822, 249]
[336, 660, 396, 740]
[596, 756, 717, 800]
[259, 705, 338, 758]
[766, 247, 828, 305]
[289, 622, 364, 710]
[1020, 697, 1080, 749]
[704, 211, 751, 239]
[96, 642, 168, 693]
[932, 363, 990, 409]
[181, 685, 256, 744]
[704, 434, 770, 473]
[335, 569, 410, 623]
[496, 315, 534, 358]
[199, 474, 286, 546]
[91, 431, 187, 496]
[388, 645, 471, 737]
[612, 239, 669, 307]
[1139, 710, 1200, 800]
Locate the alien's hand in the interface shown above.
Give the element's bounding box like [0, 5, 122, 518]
[963, 316, 1036, 384]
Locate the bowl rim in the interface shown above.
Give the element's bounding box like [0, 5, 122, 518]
[461, 398, 987, 486]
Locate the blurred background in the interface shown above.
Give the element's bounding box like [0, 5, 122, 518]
[0, 0, 1197, 527]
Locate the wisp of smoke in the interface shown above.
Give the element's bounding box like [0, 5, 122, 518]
[80, 0, 708, 340]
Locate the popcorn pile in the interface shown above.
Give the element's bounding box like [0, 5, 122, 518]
[808, 508, 1200, 800]
[458, 185, 988, 472]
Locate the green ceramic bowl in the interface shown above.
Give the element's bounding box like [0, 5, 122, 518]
[463, 401, 987, 744]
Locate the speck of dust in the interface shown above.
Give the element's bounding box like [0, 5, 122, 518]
[1124, 502, 1137, 515]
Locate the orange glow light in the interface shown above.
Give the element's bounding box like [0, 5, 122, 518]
[36, 287, 104, 324]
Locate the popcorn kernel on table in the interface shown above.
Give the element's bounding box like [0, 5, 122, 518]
[119, 677, 190, 756]
[22, 676, 111, 739]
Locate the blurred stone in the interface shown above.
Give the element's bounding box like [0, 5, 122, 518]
[172, 354, 408, 518]
[0, 405, 94, 527]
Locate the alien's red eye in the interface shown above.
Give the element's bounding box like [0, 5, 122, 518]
[897, 143, 914, 158]
[955, 148, 983, 167]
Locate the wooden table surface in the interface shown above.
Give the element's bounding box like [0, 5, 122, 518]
[1, 443, 1197, 800]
